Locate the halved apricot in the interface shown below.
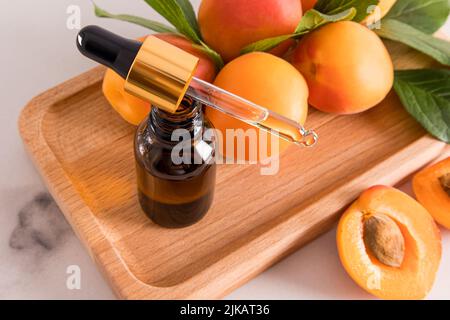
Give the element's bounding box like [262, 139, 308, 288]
[413, 157, 450, 229]
[337, 186, 441, 300]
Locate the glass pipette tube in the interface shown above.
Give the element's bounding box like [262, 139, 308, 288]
[188, 77, 318, 147]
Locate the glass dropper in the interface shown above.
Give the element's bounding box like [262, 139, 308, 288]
[188, 77, 318, 147]
[77, 26, 318, 147]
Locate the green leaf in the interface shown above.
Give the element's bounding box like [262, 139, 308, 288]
[376, 19, 450, 66]
[314, 0, 379, 22]
[383, 0, 450, 34]
[295, 8, 357, 33]
[240, 34, 295, 55]
[175, 0, 200, 35]
[193, 42, 224, 69]
[394, 69, 450, 143]
[241, 8, 356, 54]
[93, 3, 177, 34]
[144, 0, 201, 43]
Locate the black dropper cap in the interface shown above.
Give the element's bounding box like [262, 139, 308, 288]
[76, 25, 141, 79]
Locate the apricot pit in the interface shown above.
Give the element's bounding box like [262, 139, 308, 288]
[363, 213, 405, 268]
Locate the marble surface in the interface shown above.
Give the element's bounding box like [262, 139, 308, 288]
[0, 0, 449, 300]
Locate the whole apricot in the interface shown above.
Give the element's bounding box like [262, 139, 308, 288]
[291, 21, 394, 114]
[103, 34, 217, 125]
[206, 52, 309, 162]
[102, 69, 151, 126]
[198, 0, 303, 62]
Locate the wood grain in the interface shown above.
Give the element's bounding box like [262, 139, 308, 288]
[18, 41, 447, 299]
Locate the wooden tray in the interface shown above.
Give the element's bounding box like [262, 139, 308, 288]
[19, 41, 447, 299]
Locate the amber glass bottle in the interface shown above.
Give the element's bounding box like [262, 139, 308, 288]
[135, 97, 216, 228]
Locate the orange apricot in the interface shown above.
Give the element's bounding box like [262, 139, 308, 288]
[102, 69, 151, 126]
[206, 52, 309, 162]
[198, 0, 303, 62]
[102, 34, 217, 125]
[413, 157, 450, 229]
[291, 21, 394, 114]
[337, 186, 441, 300]
[268, 38, 297, 58]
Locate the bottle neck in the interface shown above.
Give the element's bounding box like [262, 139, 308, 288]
[149, 96, 203, 142]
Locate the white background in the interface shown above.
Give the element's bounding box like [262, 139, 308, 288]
[0, 0, 449, 299]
